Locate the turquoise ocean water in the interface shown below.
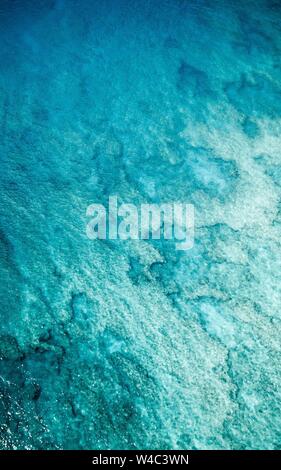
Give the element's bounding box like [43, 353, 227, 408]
[0, 0, 281, 449]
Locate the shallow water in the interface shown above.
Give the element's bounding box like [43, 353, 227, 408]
[0, 0, 281, 450]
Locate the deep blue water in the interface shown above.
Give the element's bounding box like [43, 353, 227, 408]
[1, 0, 281, 450]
